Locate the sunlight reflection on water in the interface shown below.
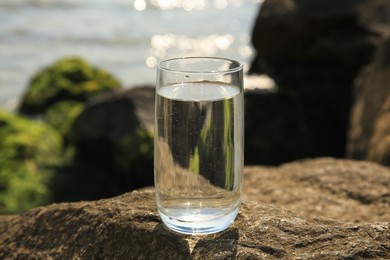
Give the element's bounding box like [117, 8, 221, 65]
[147, 34, 246, 69]
[0, 0, 263, 107]
[123, 0, 249, 11]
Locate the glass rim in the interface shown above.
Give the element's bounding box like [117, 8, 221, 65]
[157, 56, 243, 74]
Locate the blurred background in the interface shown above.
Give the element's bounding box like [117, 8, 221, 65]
[0, 0, 264, 214]
[1, 0, 390, 215]
[0, 0, 261, 108]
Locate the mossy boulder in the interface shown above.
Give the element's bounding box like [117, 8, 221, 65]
[19, 57, 122, 115]
[43, 101, 84, 137]
[18, 57, 122, 137]
[0, 109, 62, 214]
[53, 87, 155, 202]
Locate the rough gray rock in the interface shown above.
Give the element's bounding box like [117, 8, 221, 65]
[0, 158, 389, 259]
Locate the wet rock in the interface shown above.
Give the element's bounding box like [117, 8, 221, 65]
[347, 37, 390, 166]
[249, 0, 390, 159]
[0, 158, 389, 259]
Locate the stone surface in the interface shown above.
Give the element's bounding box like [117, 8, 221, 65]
[249, 0, 390, 160]
[19, 57, 122, 115]
[56, 86, 155, 201]
[0, 158, 389, 259]
[243, 158, 390, 223]
[250, 0, 389, 78]
[0, 189, 389, 259]
[347, 37, 390, 166]
[244, 87, 312, 165]
[367, 95, 390, 165]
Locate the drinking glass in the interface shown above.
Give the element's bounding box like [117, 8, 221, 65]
[154, 57, 244, 235]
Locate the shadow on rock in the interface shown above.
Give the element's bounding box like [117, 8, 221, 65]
[153, 223, 239, 259]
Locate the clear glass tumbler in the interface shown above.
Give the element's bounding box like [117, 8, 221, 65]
[154, 57, 244, 235]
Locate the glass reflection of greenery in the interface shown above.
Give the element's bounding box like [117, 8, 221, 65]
[189, 98, 234, 191]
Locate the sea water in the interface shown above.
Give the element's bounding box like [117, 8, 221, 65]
[0, 0, 262, 107]
[154, 82, 243, 234]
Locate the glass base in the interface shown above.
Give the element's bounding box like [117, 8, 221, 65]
[158, 207, 239, 235]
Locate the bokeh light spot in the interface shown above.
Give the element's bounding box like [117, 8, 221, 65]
[134, 0, 147, 11]
[146, 56, 158, 68]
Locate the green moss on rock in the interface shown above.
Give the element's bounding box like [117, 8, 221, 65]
[19, 57, 122, 114]
[44, 101, 84, 137]
[0, 109, 62, 214]
[115, 127, 154, 173]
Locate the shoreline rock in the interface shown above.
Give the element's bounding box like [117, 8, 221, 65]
[0, 188, 388, 259]
[55, 86, 155, 202]
[243, 158, 390, 223]
[347, 37, 390, 166]
[0, 158, 389, 259]
[249, 0, 390, 160]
